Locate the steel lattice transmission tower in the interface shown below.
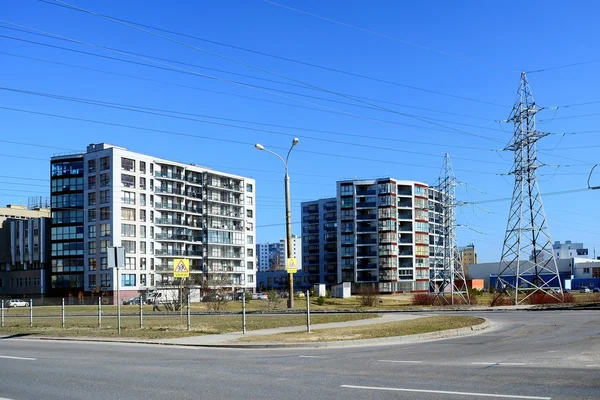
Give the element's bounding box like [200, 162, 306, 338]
[495, 72, 563, 304]
[433, 153, 470, 304]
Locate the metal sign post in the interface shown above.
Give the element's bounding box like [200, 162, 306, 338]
[29, 299, 33, 327]
[242, 289, 247, 335]
[98, 296, 102, 328]
[108, 246, 126, 335]
[61, 298, 65, 328]
[187, 293, 191, 331]
[139, 295, 143, 329]
[306, 290, 311, 333]
[1, 300, 4, 327]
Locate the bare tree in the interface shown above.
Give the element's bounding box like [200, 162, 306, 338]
[202, 273, 232, 312]
[357, 285, 380, 307]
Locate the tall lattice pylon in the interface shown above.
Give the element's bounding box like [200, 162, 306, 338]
[433, 153, 470, 305]
[495, 72, 563, 304]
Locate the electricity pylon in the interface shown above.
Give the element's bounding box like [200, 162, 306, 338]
[433, 153, 470, 305]
[495, 72, 563, 304]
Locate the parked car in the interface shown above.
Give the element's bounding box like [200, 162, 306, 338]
[6, 299, 29, 308]
[580, 287, 591, 293]
[123, 297, 142, 305]
[593, 288, 600, 293]
[251, 293, 268, 300]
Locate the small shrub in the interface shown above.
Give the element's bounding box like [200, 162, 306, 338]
[316, 296, 325, 306]
[490, 294, 514, 307]
[358, 285, 380, 307]
[326, 289, 332, 299]
[527, 291, 574, 305]
[412, 293, 438, 306]
[488, 286, 495, 294]
[244, 292, 252, 302]
[469, 288, 483, 297]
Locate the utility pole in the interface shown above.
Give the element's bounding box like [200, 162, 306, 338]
[495, 72, 563, 304]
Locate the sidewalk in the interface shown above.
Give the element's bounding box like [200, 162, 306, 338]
[157, 312, 424, 346]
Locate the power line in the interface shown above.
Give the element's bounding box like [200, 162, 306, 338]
[0, 29, 503, 143]
[0, 105, 506, 176]
[0, 86, 506, 165]
[526, 58, 600, 74]
[37, 0, 507, 108]
[0, 49, 500, 151]
[0, 175, 49, 182]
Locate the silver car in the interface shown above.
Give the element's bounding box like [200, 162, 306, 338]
[6, 299, 29, 307]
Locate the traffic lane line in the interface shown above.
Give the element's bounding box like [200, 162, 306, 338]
[341, 384, 551, 399]
[378, 359, 423, 364]
[298, 355, 327, 359]
[0, 355, 36, 361]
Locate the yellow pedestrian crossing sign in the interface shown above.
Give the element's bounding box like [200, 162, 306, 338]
[286, 257, 297, 274]
[173, 258, 190, 278]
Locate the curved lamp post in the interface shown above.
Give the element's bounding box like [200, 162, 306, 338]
[255, 138, 299, 308]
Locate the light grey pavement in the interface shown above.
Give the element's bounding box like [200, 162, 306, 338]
[158, 311, 425, 345]
[0, 310, 599, 400]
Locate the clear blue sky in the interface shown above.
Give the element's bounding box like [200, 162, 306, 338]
[1, 0, 599, 262]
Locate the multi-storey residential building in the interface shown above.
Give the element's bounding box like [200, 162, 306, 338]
[50, 143, 257, 302]
[301, 197, 338, 286]
[50, 154, 85, 297]
[552, 240, 588, 259]
[279, 234, 302, 270]
[459, 244, 477, 276]
[0, 205, 51, 298]
[256, 242, 282, 272]
[301, 178, 446, 293]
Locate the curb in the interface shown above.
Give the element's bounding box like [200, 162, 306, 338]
[14, 319, 491, 349]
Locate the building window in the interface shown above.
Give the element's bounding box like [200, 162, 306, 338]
[100, 157, 110, 170]
[88, 242, 96, 255]
[88, 274, 96, 288]
[140, 242, 146, 254]
[150, 163, 154, 174]
[121, 191, 135, 205]
[100, 190, 111, 204]
[247, 275, 254, 283]
[88, 192, 96, 206]
[140, 161, 146, 174]
[100, 273, 110, 287]
[121, 274, 136, 287]
[140, 258, 147, 270]
[101, 257, 108, 270]
[247, 209, 253, 218]
[246, 196, 253, 206]
[122, 240, 136, 254]
[88, 209, 97, 222]
[88, 159, 96, 173]
[100, 207, 111, 220]
[247, 235, 254, 245]
[246, 183, 253, 192]
[100, 223, 111, 237]
[125, 257, 135, 270]
[583, 268, 590, 274]
[247, 261, 254, 270]
[89, 258, 97, 271]
[140, 193, 146, 206]
[140, 177, 146, 190]
[122, 174, 135, 188]
[100, 173, 110, 187]
[140, 274, 147, 286]
[88, 225, 96, 239]
[88, 176, 96, 189]
[140, 225, 146, 238]
[247, 248, 253, 257]
[100, 240, 109, 254]
[122, 207, 135, 221]
[121, 157, 135, 172]
[140, 209, 146, 222]
[122, 224, 136, 237]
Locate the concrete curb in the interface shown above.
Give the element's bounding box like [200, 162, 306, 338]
[14, 319, 491, 349]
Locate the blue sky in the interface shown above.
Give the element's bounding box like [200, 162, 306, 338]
[1, 0, 599, 262]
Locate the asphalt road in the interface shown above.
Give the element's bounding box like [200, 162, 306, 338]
[0, 310, 598, 400]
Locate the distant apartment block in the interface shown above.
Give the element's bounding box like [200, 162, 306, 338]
[256, 235, 302, 272]
[0, 204, 51, 298]
[460, 243, 477, 277]
[279, 234, 302, 270]
[50, 143, 257, 301]
[301, 198, 338, 286]
[301, 178, 446, 293]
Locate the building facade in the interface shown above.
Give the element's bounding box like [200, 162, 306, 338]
[0, 205, 51, 298]
[279, 234, 302, 270]
[256, 242, 282, 272]
[460, 244, 477, 277]
[301, 197, 338, 286]
[553, 240, 588, 259]
[50, 143, 257, 302]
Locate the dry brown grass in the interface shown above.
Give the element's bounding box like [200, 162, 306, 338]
[237, 316, 484, 343]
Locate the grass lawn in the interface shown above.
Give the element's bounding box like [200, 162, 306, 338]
[237, 316, 484, 343]
[0, 313, 378, 339]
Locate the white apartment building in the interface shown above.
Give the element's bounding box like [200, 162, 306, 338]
[279, 234, 302, 270]
[52, 143, 256, 302]
[301, 198, 338, 285]
[256, 242, 281, 272]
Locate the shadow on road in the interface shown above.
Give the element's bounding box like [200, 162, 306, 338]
[0, 333, 32, 340]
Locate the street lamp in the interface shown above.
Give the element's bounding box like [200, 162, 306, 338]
[255, 138, 299, 308]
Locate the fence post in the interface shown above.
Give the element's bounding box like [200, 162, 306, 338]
[61, 298, 65, 328]
[242, 289, 246, 335]
[139, 297, 143, 329]
[306, 290, 311, 333]
[98, 297, 102, 328]
[1, 300, 4, 327]
[186, 293, 191, 331]
[29, 299, 33, 327]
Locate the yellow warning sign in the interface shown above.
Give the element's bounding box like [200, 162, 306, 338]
[286, 257, 297, 274]
[173, 258, 190, 278]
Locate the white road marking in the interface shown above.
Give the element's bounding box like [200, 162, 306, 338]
[585, 364, 599, 367]
[0, 355, 36, 361]
[298, 355, 327, 359]
[499, 363, 527, 366]
[472, 362, 497, 365]
[0, 397, 17, 400]
[341, 385, 552, 399]
[378, 360, 423, 364]
[472, 362, 527, 366]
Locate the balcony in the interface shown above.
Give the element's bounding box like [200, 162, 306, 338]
[121, 198, 136, 205]
[185, 191, 203, 200]
[398, 211, 412, 220]
[398, 225, 412, 232]
[206, 196, 241, 205]
[324, 203, 336, 212]
[155, 187, 184, 196]
[357, 262, 377, 270]
[356, 202, 377, 209]
[155, 171, 183, 181]
[208, 224, 244, 232]
[356, 189, 376, 196]
[205, 209, 243, 219]
[155, 218, 202, 228]
[398, 199, 412, 208]
[356, 276, 378, 282]
[209, 253, 244, 259]
[356, 214, 377, 220]
[356, 251, 377, 258]
[154, 249, 203, 257]
[325, 254, 337, 262]
[357, 238, 377, 245]
[356, 225, 376, 233]
[303, 205, 319, 214]
[397, 188, 412, 196]
[206, 180, 242, 192]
